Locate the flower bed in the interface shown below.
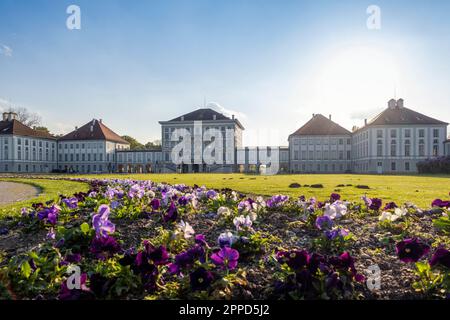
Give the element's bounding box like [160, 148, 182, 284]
[0, 178, 449, 300]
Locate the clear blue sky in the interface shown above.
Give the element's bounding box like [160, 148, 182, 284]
[1, 0, 449, 145]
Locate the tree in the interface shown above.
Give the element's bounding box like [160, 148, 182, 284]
[121, 135, 145, 150]
[6, 106, 42, 127]
[144, 140, 161, 149]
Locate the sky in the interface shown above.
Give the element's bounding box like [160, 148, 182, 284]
[1, 0, 450, 146]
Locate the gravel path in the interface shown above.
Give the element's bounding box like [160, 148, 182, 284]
[0, 181, 39, 205]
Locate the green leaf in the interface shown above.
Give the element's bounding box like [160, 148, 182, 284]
[21, 261, 32, 279]
[80, 222, 90, 235]
[415, 262, 430, 274]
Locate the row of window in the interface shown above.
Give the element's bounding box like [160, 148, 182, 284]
[376, 140, 440, 157]
[376, 128, 440, 139]
[292, 138, 351, 146]
[16, 139, 55, 148]
[291, 163, 351, 172]
[58, 153, 112, 162]
[292, 150, 351, 161]
[59, 142, 104, 150]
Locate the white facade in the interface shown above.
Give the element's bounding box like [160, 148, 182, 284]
[57, 140, 129, 173]
[352, 125, 447, 173]
[159, 110, 244, 173]
[116, 149, 163, 173]
[289, 135, 352, 173]
[0, 134, 57, 173]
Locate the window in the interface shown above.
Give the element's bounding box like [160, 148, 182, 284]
[347, 151, 351, 160]
[339, 151, 344, 160]
[405, 140, 411, 156]
[390, 140, 397, 156]
[404, 129, 411, 138]
[391, 162, 396, 171]
[405, 162, 410, 171]
[390, 129, 397, 138]
[433, 129, 439, 138]
[376, 130, 383, 138]
[419, 129, 425, 138]
[377, 140, 383, 156]
[308, 151, 313, 160]
[419, 140, 425, 157]
[339, 139, 343, 145]
[316, 151, 321, 160]
[294, 151, 299, 160]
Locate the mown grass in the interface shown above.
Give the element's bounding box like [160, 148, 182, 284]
[0, 178, 89, 217]
[1, 173, 448, 212]
[60, 173, 450, 208]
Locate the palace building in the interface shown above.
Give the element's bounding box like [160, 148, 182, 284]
[0, 98, 448, 174]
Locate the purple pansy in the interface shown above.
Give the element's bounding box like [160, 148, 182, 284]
[277, 250, 309, 270]
[315, 215, 333, 231]
[330, 193, 341, 202]
[92, 204, 115, 238]
[189, 267, 215, 291]
[429, 248, 450, 268]
[163, 201, 178, 223]
[211, 247, 239, 270]
[431, 199, 450, 208]
[90, 235, 122, 260]
[62, 197, 78, 209]
[150, 198, 160, 211]
[369, 198, 382, 211]
[383, 201, 398, 210]
[396, 238, 430, 263]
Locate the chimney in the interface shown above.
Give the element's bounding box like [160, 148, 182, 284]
[232, 114, 235, 120]
[75, 126, 78, 130]
[329, 114, 332, 120]
[388, 99, 396, 109]
[213, 114, 217, 120]
[364, 119, 367, 125]
[312, 113, 315, 117]
[181, 116, 184, 121]
[2, 112, 8, 121]
[99, 119, 103, 124]
[397, 98, 404, 108]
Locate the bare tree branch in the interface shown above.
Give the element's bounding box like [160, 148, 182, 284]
[4, 106, 42, 127]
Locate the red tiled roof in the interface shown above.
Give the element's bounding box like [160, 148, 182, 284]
[367, 106, 448, 126]
[58, 119, 129, 144]
[290, 114, 351, 136]
[0, 119, 56, 139]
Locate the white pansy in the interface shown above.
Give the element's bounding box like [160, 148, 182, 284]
[177, 220, 195, 239]
[217, 206, 232, 217]
[324, 201, 347, 219]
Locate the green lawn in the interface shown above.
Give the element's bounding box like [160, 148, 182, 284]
[1, 173, 449, 212]
[0, 178, 89, 217]
[62, 173, 450, 208]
